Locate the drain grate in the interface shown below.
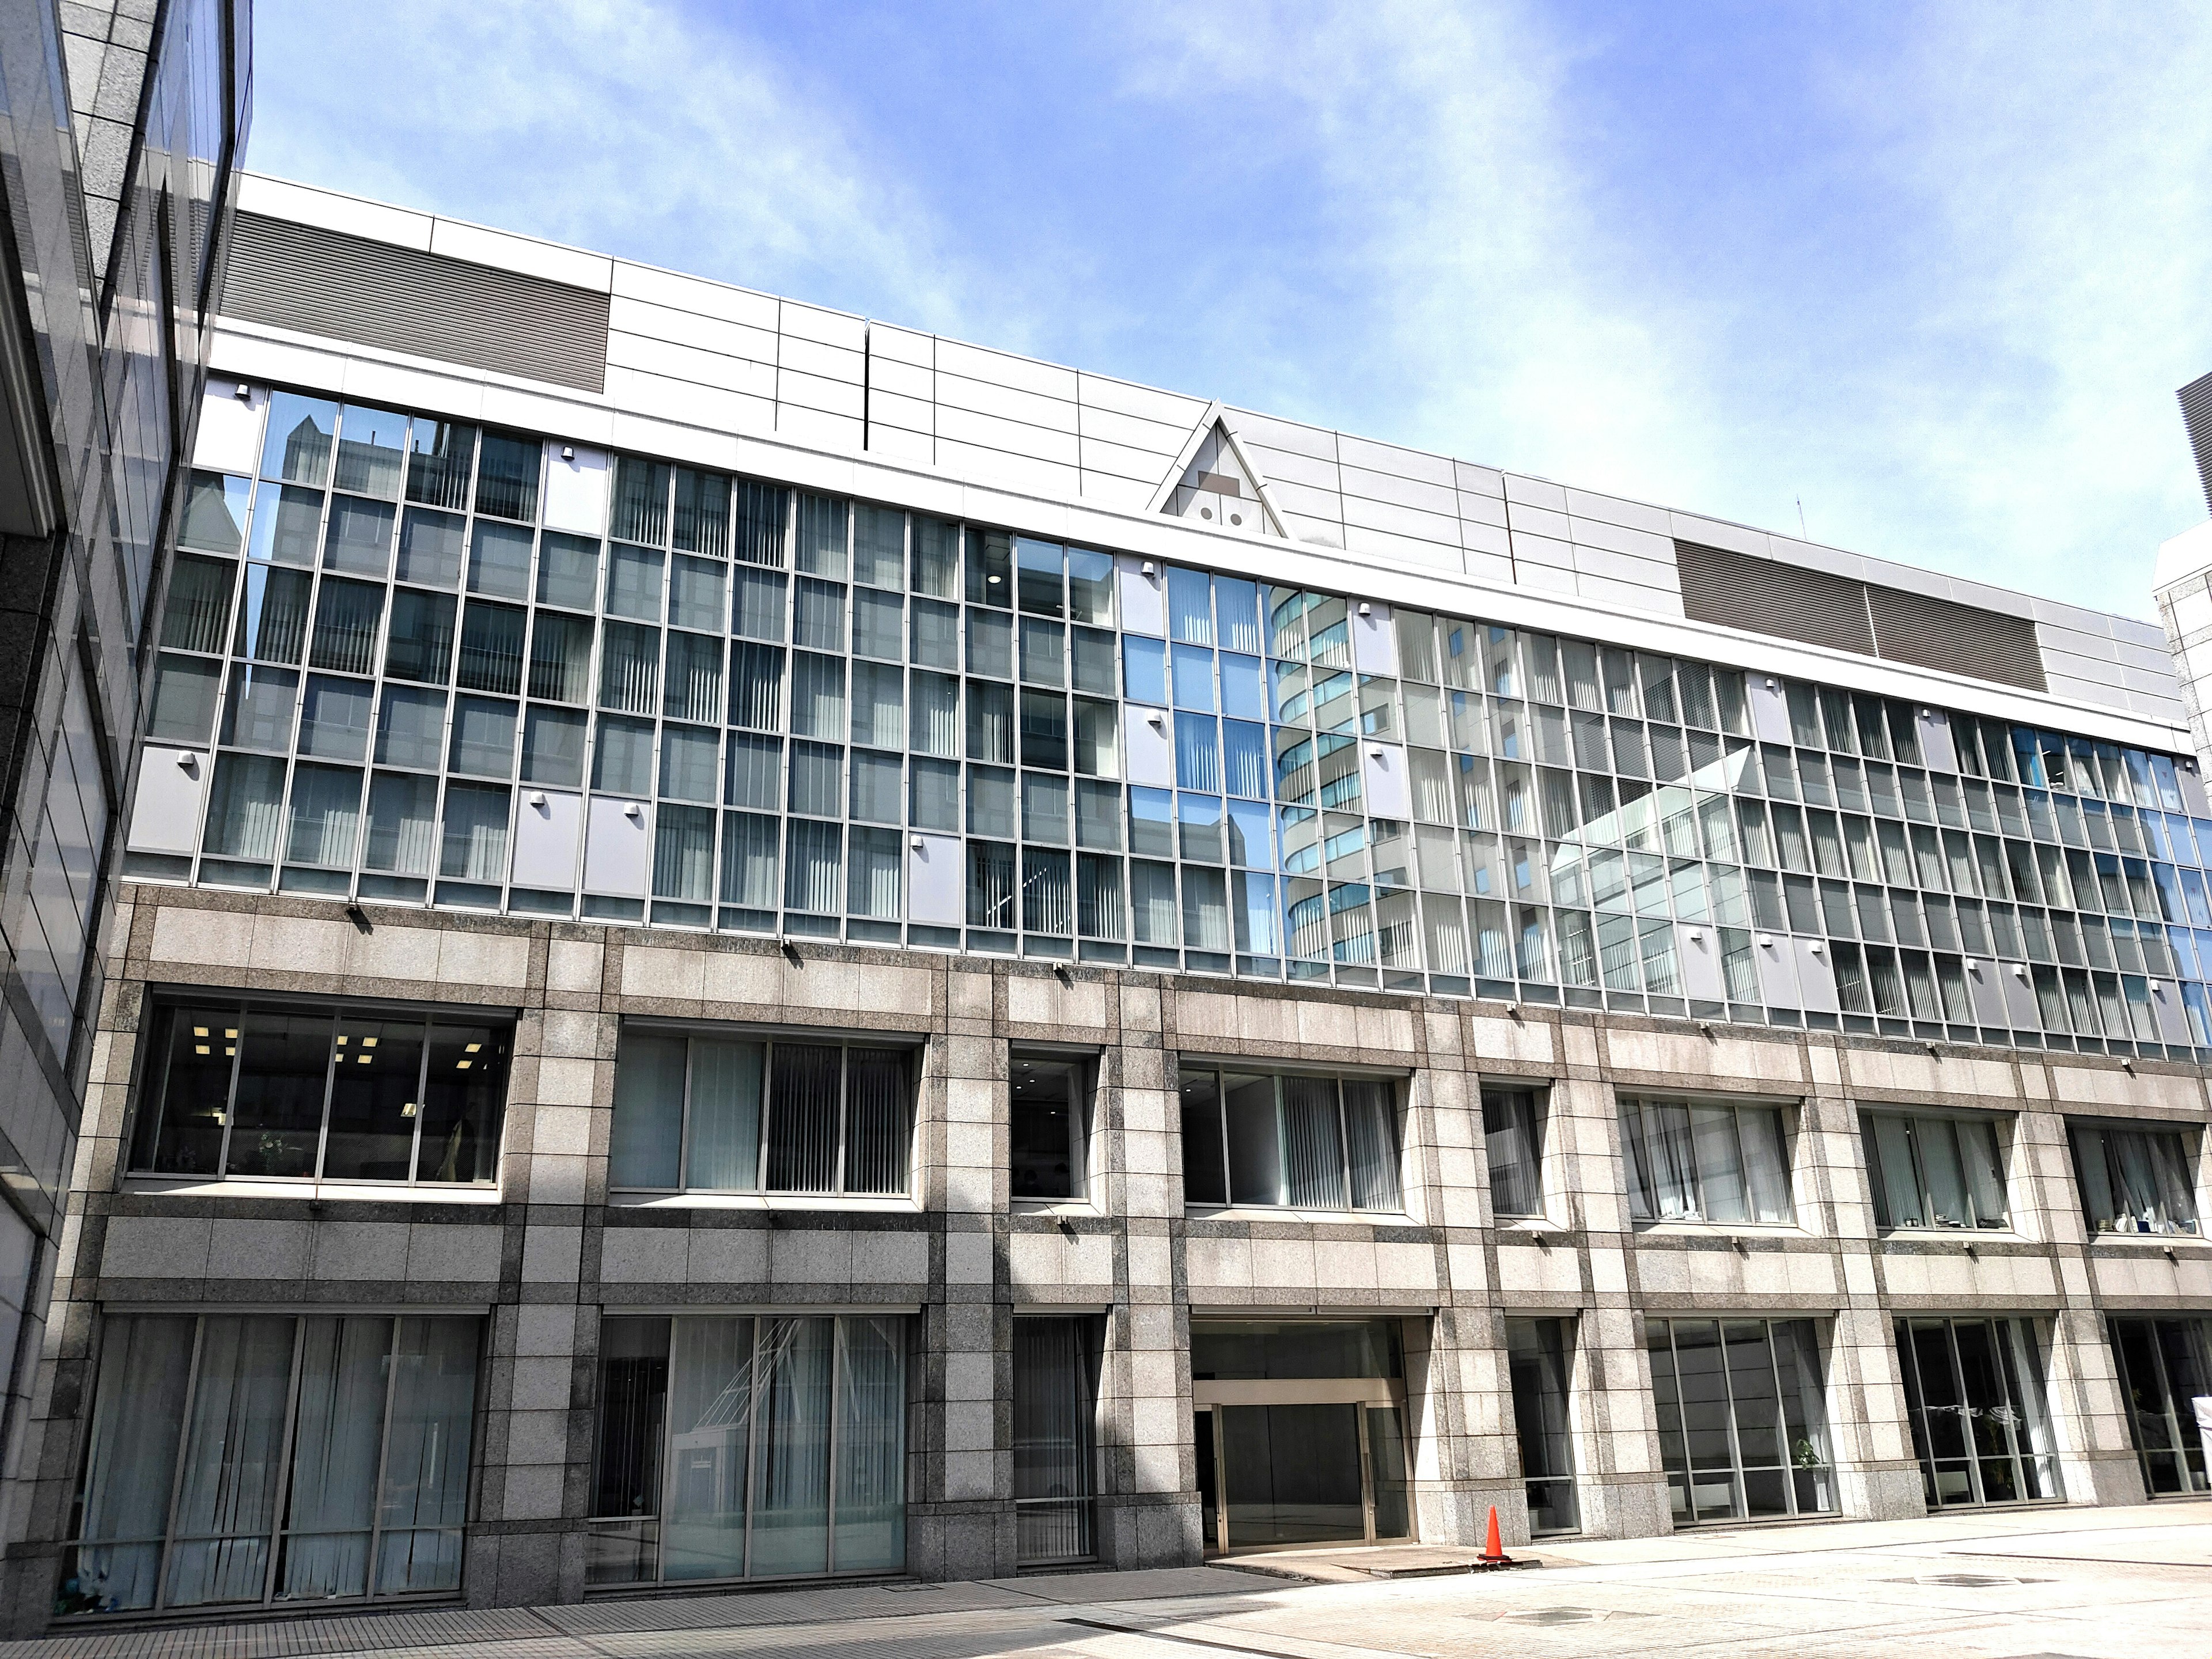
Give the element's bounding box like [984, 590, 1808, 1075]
[1887, 1573, 2051, 1588]
[1492, 1608, 1653, 1626]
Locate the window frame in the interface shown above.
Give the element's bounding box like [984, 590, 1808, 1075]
[607, 1021, 921, 1199]
[1858, 1105, 2012, 1232]
[1177, 1061, 1407, 1216]
[1009, 1048, 1097, 1206]
[1481, 1082, 1550, 1219]
[127, 993, 514, 1187]
[1618, 1094, 1797, 1226]
[2067, 1118, 2202, 1236]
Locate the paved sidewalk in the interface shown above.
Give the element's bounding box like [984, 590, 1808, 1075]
[12, 1503, 2210, 1659]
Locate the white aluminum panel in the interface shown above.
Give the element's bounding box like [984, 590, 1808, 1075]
[868, 323, 934, 368]
[584, 797, 652, 896]
[607, 294, 779, 363]
[1752, 934, 1799, 1007]
[1748, 676, 1793, 745]
[775, 406, 863, 454]
[1999, 965, 2041, 1032]
[1336, 434, 1456, 489]
[908, 833, 963, 925]
[611, 261, 780, 331]
[429, 219, 612, 291]
[1117, 555, 1164, 635]
[512, 790, 582, 889]
[1078, 373, 1209, 429]
[1351, 603, 1399, 675]
[778, 299, 867, 352]
[933, 336, 1076, 402]
[1676, 924, 1726, 1003]
[2179, 758, 2210, 816]
[1125, 705, 1174, 787]
[1915, 707, 1958, 773]
[541, 444, 608, 535]
[1964, 959, 2009, 1028]
[194, 381, 266, 474]
[128, 748, 207, 854]
[237, 174, 433, 248]
[1791, 938, 1839, 1014]
[1455, 461, 1506, 497]
[1361, 743, 1411, 818]
[2150, 980, 2192, 1047]
[868, 357, 933, 402]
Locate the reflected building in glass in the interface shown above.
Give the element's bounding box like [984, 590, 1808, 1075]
[16, 169, 2212, 1627]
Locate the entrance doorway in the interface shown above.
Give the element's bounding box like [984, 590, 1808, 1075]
[1895, 1317, 2062, 1508]
[1190, 1320, 1411, 1554]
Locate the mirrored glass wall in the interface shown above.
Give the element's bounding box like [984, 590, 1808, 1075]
[132, 389, 2212, 1059]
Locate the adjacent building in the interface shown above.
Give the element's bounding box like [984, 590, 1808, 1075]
[12, 167, 2212, 1628]
[0, 0, 248, 1612]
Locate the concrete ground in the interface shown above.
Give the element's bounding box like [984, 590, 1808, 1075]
[10, 1502, 2209, 1659]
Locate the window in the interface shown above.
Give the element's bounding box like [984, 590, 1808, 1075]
[586, 1314, 904, 1585]
[1646, 1316, 1832, 1524]
[1013, 1316, 1097, 1565]
[2108, 1316, 2212, 1497]
[1505, 1317, 1577, 1535]
[2069, 1120, 2199, 1234]
[1177, 1066, 1403, 1213]
[1895, 1316, 2060, 1506]
[1483, 1086, 1547, 1217]
[1619, 1097, 1793, 1224]
[1861, 1109, 2009, 1230]
[607, 1029, 914, 1195]
[129, 1002, 509, 1183]
[1011, 1053, 1090, 1202]
[59, 1313, 478, 1615]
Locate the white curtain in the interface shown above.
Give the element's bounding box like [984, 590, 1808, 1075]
[664, 1317, 755, 1581]
[166, 1316, 293, 1607]
[1024, 849, 1073, 937]
[1077, 855, 1124, 940]
[842, 1049, 911, 1196]
[853, 504, 903, 588]
[278, 1317, 387, 1601]
[685, 1039, 764, 1189]
[847, 827, 902, 921]
[73, 1316, 195, 1612]
[652, 805, 716, 902]
[1343, 1080, 1402, 1211]
[1180, 866, 1228, 952]
[790, 654, 844, 740]
[608, 1033, 687, 1189]
[850, 662, 903, 750]
[1130, 861, 1177, 945]
[1281, 1077, 1348, 1209]
[1175, 714, 1221, 793]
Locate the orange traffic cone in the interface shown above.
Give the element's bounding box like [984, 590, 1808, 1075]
[1481, 1503, 1508, 1562]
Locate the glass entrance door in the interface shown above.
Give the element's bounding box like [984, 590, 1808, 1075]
[1220, 1404, 1366, 1546]
[1895, 1317, 2061, 1507]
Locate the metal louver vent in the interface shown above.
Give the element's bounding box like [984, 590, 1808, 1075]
[219, 212, 610, 393]
[2179, 371, 2212, 516]
[1676, 540, 2047, 692]
[1676, 540, 1874, 654]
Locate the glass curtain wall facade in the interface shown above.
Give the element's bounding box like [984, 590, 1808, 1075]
[59, 1314, 476, 1616]
[131, 391, 2212, 1061]
[586, 1315, 906, 1586]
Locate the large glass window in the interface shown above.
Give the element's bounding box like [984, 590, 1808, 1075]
[1895, 1316, 2060, 1507]
[59, 1313, 478, 1616]
[586, 1314, 905, 1585]
[1646, 1316, 1832, 1524]
[1013, 1316, 1097, 1565]
[1505, 1316, 1578, 1535]
[1619, 1097, 1793, 1224]
[2069, 1120, 2200, 1234]
[606, 1028, 914, 1195]
[1483, 1085, 1547, 1217]
[1011, 1053, 1091, 1202]
[129, 1001, 509, 1184]
[1861, 1109, 2009, 1230]
[1177, 1066, 1403, 1213]
[2108, 1316, 2212, 1497]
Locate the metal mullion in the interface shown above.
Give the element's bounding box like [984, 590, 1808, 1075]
[834, 1046, 850, 1195]
[741, 1315, 764, 1579]
[151, 1316, 209, 1611]
[677, 1037, 694, 1191]
[310, 1009, 342, 1183]
[1896, 1315, 1931, 1495]
[1211, 1407, 1229, 1552]
[213, 999, 246, 1177]
[1945, 1321, 1986, 1506]
[1354, 1395, 1376, 1544]
[404, 1017, 430, 1186]
[1215, 1068, 1231, 1208]
[1765, 1322, 1799, 1517]
[825, 1316, 842, 1571]
[365, 1314, 404, 1598]
[258, 1316, 309, 1608]
[1712, 1317, 1749, 1520]
[651, 1315, 679, 1586]
[757, 1040, 774, 1191]
[2143, 1321, 2184, 1488]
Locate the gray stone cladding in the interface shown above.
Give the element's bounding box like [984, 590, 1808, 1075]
[7, 879, 2211, 1628]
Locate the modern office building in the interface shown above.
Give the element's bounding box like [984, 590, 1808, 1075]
[0, 0, 249, 1617]
[13, 166, 2212, 1628]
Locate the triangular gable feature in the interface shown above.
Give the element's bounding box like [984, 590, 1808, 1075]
[1146, 401, 1288, 537]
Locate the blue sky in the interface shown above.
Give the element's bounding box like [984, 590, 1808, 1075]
[250, 2, 2212, 618]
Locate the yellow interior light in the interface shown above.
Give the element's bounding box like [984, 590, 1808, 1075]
[225, 1029, 238, 1039]
[224, 1046, 235, 1056]
[361, 1036, 377, 1048]
[357, 1054, 371, 1063]
[402, 1102, 418, 1118]
[455, 1059, 471, 1070]
[194, 1044, 209, 1056]
[464, 1042, 482, 1053]
[192, 1027, 209, 1037]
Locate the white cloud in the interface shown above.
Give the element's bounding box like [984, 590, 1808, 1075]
[247, 0, 1010, 343]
